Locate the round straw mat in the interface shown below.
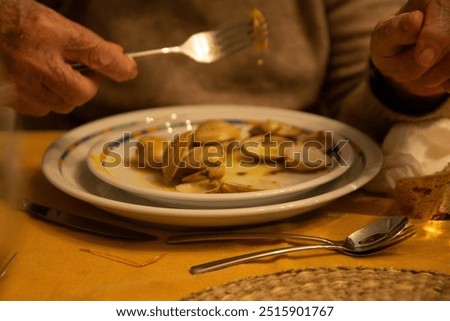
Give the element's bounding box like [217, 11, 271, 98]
[182, 266, 450, 300]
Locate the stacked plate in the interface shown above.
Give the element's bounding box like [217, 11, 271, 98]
[42, 105, 383, 227]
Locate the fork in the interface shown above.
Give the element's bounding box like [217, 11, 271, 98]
[72, 19, 268, 72]
[167, 225, 406, 246]
[168, 231, 352, 245]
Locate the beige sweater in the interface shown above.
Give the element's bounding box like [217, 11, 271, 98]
[19, 0, 449, 140]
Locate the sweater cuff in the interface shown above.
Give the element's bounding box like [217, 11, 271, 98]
[369, 61, 448, 116]
[337, 65, 450, 141]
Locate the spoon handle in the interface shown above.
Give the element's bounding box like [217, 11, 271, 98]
[168, 232, 335, 245]
[190, 244, 339, 274]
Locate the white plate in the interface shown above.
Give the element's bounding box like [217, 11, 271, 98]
[86, 111, 354, 209]
[41, 105, 382, 227]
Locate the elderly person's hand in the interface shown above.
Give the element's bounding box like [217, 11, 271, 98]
[0, 0, 137, 116]
[402, 0, 450, 69]
[371, 0, 450, 112]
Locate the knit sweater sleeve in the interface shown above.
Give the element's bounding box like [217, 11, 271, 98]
[338, 67, 450, 141]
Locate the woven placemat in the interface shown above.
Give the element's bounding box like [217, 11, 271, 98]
[182, 267, 450, 301]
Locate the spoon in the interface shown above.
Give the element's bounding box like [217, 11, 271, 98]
[189, 216, 410, 274]
[168, 215, 408, 247]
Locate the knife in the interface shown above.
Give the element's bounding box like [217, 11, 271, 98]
[19, 199, 157, 241]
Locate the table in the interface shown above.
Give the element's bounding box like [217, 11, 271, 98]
[0, 131, 449, 300]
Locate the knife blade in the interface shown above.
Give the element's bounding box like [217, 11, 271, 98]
[20, 199, 157, 240]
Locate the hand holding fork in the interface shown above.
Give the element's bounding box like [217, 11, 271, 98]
[72, 11, 269, 72]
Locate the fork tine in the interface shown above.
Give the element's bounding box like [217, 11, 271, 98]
[218, 38, 255, 59]
[215, 23, 254, 46]
[215, 21, 253, 38]
[216, 21, 268, 59]
[394, 225, 416, 241]
[217, 20, 268, 45]
[395, 225, 415, 238]
[373, 225, 416, 251]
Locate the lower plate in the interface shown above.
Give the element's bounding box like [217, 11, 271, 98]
[41, 105, 382, 227]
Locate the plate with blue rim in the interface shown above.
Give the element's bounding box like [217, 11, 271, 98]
[42, 104, 382, 227]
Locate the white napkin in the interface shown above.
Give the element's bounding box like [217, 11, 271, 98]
[365, 118, 450, 194]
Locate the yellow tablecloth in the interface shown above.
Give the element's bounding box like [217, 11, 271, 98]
[0, 131, 449, 300]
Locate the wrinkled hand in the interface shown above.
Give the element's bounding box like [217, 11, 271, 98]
[403, 0, 450, 69]
[371, 0, 450, 100]
[0, 0, 138, 116]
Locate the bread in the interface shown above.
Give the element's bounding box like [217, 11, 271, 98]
[389, 164, 450, 220]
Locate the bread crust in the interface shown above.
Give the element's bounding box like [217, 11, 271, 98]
[390, 164, 450, 220]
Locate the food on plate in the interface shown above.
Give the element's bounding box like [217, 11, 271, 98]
[249, 119, 302, 139]
[137, 136, 169, 168]
[389, 164, 450, 220]
[136, 119, 337, 194]
[194, 119, 241, 143]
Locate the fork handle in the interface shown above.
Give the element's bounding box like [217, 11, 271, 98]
[190, 244, 340, 274]
[128, 46, 181, 58]
[71, 46, 181, 72]
[167, 232, 334, 245]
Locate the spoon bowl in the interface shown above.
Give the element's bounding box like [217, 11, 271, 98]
[340, 215, 408, 252]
